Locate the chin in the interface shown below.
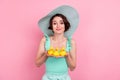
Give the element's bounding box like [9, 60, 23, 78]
[55, 31, 64, 34]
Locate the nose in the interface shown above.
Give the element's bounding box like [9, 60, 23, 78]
[56, 23, 61, 28]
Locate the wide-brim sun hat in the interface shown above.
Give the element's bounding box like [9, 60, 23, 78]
[38, 5, 80, 38]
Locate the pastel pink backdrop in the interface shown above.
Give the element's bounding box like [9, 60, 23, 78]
[0, 0, 120, 80]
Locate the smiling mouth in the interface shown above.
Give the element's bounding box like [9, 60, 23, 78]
[56, 28, 61, 31]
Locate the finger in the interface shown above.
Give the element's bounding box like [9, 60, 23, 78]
[65, 53, 69, 57]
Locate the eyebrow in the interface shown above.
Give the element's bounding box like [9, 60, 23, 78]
[52, 20, 63, 22]
[52, 21, 56, 23]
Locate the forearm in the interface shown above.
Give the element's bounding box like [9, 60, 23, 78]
[36, 53, 48, 67]
[65, 55, 76, 71]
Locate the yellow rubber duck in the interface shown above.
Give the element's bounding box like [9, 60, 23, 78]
[59, 47, 67, 56]
[53, 48, 59, 57]
[48, 46, 54, 56]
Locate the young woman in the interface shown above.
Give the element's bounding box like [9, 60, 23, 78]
[35, 5, 79, 80]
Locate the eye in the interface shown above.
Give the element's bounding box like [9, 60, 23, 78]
[53, 22, 57, 25]
[61, 22, 64, 24]
[60, 22, 64, 25]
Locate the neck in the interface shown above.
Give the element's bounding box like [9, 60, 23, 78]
[52, 33, 65, 41]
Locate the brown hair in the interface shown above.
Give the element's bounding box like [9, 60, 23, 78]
[48, 13, 70, 32]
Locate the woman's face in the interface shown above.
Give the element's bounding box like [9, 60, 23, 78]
[52, 16, 65, 34]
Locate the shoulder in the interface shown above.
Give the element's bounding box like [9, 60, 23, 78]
[71, 38, 76, 45]
[40, 36, 46, 43]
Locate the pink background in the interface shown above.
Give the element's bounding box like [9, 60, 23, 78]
[0, 0, 120, 80]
